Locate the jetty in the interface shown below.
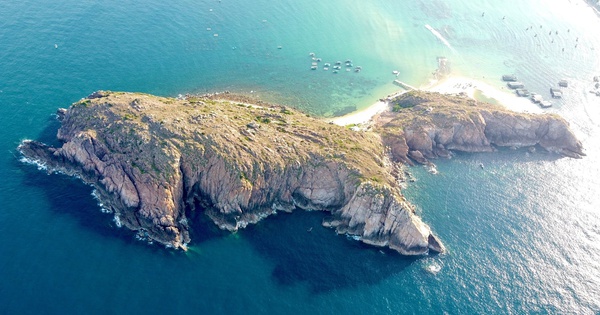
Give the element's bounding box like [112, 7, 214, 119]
[394, 80, 418, 91]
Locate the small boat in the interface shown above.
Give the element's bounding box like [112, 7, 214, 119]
[54, 44, 58, 49]
[354, 68, 361, 72]
[539, 100, 552, 108]
[392, 70, 399, 75]
[558, 79, 568, 87]
[335, 61, 342, 65]
[323, 67, 329, 71]
[277, 46, 282, 49]
[346, 68, 351, 72]
[530, 93, 543, 103]
[309, 52, 315, 57]
[316, 58, 322, 62]
[213, 33, 219, 37]
[206, 27, 211, 31]
[323, 63, 331, 67]
[307, 227, 313, 232]
[346, 63, 353, 67]
[310, 66, 317, 70]
[507, 82, 524, 89]
[333, 70, 338, 74]
[516, 89, 530, 97]
[550, 87, 562, 98]
[479, 163, 484, 169]
[333, 65, 341, 70]
[502, 74, 518, 82]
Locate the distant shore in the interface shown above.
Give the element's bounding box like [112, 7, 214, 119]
[332, 75, 543, 126]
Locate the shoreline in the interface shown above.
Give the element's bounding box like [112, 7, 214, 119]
[331, 75, 544, 126]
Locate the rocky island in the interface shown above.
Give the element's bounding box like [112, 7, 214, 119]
[18, 90, 584, 255]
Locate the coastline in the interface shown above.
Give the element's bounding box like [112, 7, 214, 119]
[330, 100, 389, 126]
[427, 76, 543, 114]
[331, 75, 544, 126]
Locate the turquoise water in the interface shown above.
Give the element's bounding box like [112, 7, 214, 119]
[1, 0, 600, 313]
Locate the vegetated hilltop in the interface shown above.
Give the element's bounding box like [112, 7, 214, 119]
[19, 91, 444, 255]
[19, 90, 583, 254]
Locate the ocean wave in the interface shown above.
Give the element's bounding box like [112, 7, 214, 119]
[18, 155, 48, 171]
[113, 215, 122, 228]
[91, 190, 112, 213]
[345, 234, 361, 241]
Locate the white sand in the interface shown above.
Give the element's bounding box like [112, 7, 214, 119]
[331, 100, 390, 126]
[427, 76, 543, 114]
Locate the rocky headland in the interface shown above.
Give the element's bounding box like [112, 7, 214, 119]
[18, 90, 584, 255]
[375, 91, 584, 165]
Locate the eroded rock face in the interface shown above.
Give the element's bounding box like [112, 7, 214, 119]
[18, 90, 584, 255]
[377, 91, 584, 164]
[19, 91, 444, 255]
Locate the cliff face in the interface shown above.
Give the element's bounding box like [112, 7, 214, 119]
[19, 91, 444, 255]
[18, 90, 584, 254]
[376, 91, 584, 165]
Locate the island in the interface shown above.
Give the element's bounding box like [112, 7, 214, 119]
[18, 90, 584, 255]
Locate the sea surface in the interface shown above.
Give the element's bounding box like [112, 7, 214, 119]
[1, 0, 599, 314]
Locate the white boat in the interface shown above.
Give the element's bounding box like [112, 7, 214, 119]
[54, 44, 58, 49]
[392, 70, 399, 75]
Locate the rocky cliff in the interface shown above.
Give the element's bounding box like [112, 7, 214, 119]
[19, 90, 583, 255]
[19, 91, 445, 255]
[376, 91, 584, 165]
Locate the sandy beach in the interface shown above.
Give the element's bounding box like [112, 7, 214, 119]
[330, 99, 390, 126]
[331, 75, 545, 126]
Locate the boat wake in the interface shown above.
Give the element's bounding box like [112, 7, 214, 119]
[425, 24, 457, 54]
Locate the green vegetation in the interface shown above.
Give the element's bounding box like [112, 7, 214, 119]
[66, 92, 392, 185]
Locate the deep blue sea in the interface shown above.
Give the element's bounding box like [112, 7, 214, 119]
[1, 0, 600, 314]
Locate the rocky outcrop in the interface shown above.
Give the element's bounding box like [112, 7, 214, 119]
[19, 91, 444, 255]
[18, 90, 584, 255]
[377, 91, 584, 164]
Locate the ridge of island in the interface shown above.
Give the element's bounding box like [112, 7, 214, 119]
[18, 90, 584, 254]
